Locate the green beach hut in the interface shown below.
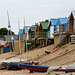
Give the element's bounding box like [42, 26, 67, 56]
[40, 20, 49, 38]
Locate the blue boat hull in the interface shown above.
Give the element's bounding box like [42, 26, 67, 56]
[18, 64, 49, 72]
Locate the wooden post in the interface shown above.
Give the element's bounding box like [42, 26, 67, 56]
[46, 39, 47, 46]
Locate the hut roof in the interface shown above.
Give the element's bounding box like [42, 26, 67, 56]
[50, 18, 58, 26]
[30, 26, 36, 31]
[4, 35, 18, 41]
[19, 29, 23, 35]
[71, 11, 75, 19]
[40, 21, 49, 29]
[23, 26, 31, 33]
[56, 18, 69, 25]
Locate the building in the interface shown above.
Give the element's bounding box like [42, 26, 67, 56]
[69, 11, 75, 33]
[40, 20, 49, 38]
[3, 35, 18, 41]
[49, 18, 58, 38]
[53, 18, 69, 47]
[28, 26, 36, 40]
[23, 26, 31, 40]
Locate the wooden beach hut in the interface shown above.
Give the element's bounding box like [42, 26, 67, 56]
[53, 18, 69, 47]
[28, 26, 36, 40]
[23, 26, 31, 40]
[40, 20, 49, 38]
[49, 18, 58, 38]
[69, 11, 75, 33]
[35, 23, 39, 38]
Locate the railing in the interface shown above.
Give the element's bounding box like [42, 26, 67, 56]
[54, 23, 74, 34]
[29, 32, 49, 40]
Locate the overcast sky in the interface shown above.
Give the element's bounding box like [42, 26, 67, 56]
[0, 0, 75, 34]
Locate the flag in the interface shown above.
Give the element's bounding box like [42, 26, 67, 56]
[8, 21, 11, 28]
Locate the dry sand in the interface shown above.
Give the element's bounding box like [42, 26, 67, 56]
[0, 43, 75, 75]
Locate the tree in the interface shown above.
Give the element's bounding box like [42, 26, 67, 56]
[0, 28, 15, 38]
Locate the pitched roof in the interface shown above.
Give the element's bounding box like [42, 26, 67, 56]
[23, 26, 31, 33]
[71, 11, 75, 19]
[56, 18, 69, 25]
[40, 21, 49, 29]
[4, 35, 11, 41]
[4, 35, 18, 41]
[19, 29, 23, 34]
[50, 18, 58, 25]
[30, 26, 36, 31]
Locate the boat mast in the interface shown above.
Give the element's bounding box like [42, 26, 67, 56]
[18, 18, 21, 55]
[7, 10, 12, 40]
[24, 18, 28, 60]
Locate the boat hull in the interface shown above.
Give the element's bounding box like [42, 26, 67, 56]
[18, 64, 49, 72]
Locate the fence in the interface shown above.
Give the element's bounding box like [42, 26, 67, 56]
[54, 23, 75, 34]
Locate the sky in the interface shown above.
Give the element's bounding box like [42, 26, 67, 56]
[0, 0, 75, 34]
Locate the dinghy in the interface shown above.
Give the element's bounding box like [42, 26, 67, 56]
[55, 63, 75, 72]
[18, 64, 49, 72]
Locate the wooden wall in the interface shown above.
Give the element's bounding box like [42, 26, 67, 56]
[35, 25, 39, 38]
[69, 13, 74, 33]
[14, 41, 25, 54]
[39, 25, 43, 38]
[54, 35, 59, 47]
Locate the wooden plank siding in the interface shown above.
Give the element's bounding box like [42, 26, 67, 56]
[39, 24, 43, 38]
[54, 35, 59, 47]
[35, 25, 39, 38]
[69, 13, 74, 33]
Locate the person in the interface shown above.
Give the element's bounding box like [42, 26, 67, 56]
[32, 61, 35, 66]
[29, 62, 35, 73]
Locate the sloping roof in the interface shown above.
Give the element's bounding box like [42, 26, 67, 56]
[50, 18, 58, 25]
[19, 29, 23, 34]
[12, 35, 18, 40]
[4, 35, 18, 41]
[71, 11, 75, 19]
[40, 21, 49, 29]
[23, 26, 31, 33]
[56, 18, 69, 25]
[4, 35, 11, 41]
[30, 26, 36, 31]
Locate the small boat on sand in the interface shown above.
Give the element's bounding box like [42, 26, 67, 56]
[18, 64, 49, 72]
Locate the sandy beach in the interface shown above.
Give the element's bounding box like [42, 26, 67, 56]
[0, 43, 75, 75]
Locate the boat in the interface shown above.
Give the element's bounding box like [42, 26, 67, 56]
[18, 64, 49, 72]
[1, 57, 39, 70]
[55, 63, 75, 73]
[47, 63, 75, 74]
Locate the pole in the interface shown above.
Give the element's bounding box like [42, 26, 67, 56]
[18, 18, 21, 55]
[7, 10, 12, 40]
[24, 18, 28, 61]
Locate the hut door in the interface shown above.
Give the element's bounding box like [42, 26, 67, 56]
[67, 35, 69, 43]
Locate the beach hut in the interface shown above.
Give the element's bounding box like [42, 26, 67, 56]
[69, 11, 75, 33]
[23, 26, 31, 40]
[55, 18, 69, 33]
[28, 26, 36, 40]
[18, 29, 23, 40]
[35, 23, 39, 38]
[40, 20, 49, 38]
[53, 18, 69, 47]
[39, 23, 43, 38]
[49, 18, 58, 38]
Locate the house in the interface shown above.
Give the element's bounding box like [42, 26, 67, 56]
[69, 11, 75, 33]
[40, 20, 49, 38]
[3, 35, 18, 41]
[23, 26, 31, 40]
[18, 29, 23, 40]
[53, 18, 69, 47]
[49, 18, 58, 38]
[35, 23, 39, 38]
[28, 26, 36, 40]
